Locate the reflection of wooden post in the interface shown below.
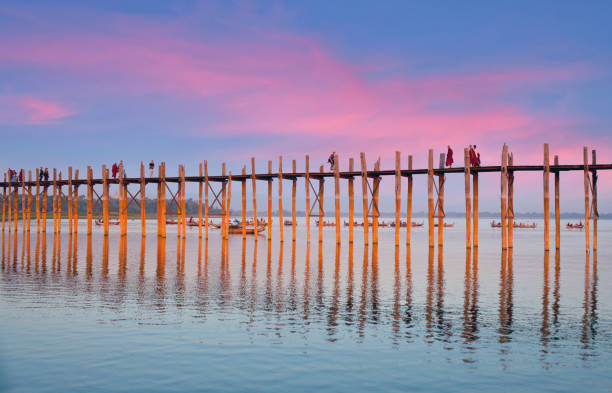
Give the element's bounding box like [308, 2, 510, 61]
[554, 156, 560, 250]
[394, 151, 401, 247]
[583, 147, 590, 254]
[334, 153, 340, 244]
[251, 158, 258, 236]
[267, 160, 272, 241]
[406, 156, 413, 246]
[437, 154, 444, 248]
[427, 149, 434, 248]
[463, 149, 471, 249]
[140, 162, 146, 236]
[473, 170, 479, 248]
[292, 160, 297, 242]
[360, 153, 369, 245]
[204, 161, 209, 240]
[501, 144, 508, 250]
[305, 155, 311, 244]
[348, 158, 355, 244]
[592, 150, 598, 252]
[279, 156, 284, 242]
[318, 165, 324, 243]
[543, 144, 550, 251]
[507, 153, 514, 249]
[86, 167, 93, 235]
[241, 166, 246, 239]
[372, 159, 381, 245]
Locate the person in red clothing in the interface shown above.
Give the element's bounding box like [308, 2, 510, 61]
[445, 145, 454, 167]
[111, 162, 119, 178]
[469, 145, 476, 166]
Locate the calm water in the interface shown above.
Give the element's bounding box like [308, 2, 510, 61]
[1, 218, 610, 392]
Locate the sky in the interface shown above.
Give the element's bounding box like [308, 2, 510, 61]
[1, 0, 611, 213]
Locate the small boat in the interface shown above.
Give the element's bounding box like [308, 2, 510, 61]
[434, 222, 454, 228]
[228, 226, 265, 235]
[315, 220, 336, 227]
[95, 219, 119, 226]
[411, 222, 424, 227]
[166, 219, 177, 225]
[566, 222, 584, 229]
[284, 220, 296, 226]
[491, 221, 502, 228]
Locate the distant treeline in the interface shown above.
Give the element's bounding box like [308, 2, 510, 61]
[1, 195, 608, 219]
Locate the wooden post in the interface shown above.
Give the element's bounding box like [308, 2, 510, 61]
[227, 170, 232, 239]
[473, 170, 479, 248]
[427, 149, 434, 248]
[501, 144, 509, 250]
[464, 149, 471, 249]
[204, 161, 209, 240]
[394, 152, 401, 247]
[57, 172, 62, 238]
[543, 144, 550, 251]
[554, 156, 560, 250]
[241, 167, 247, 238]
[305, 155, 311, 244]
[73, 170, 78, 235]
[21, 173, 26, 242]
[592, 150, 598, 252]
[318, 165, 324, 243]
[348, 158, 355, 244]
[68, 167, 73, 235]
[102, 166, 109, 236]
[140, 162, 146, 236]
[27, 171, 33, 234]
[406, 156, 413, 247]
[251, 158, 258, 236]
[52, 169, 58, 235]
[119, 164, 126, 237]
[267, 160, 272, 241]
[86, 167, 92, 235]
[2, 174, 5, 253]
[507, 153, 514, 249]
[42, 175, 48, 234]
[158, 163, 166, 238]
[334, 153, 341, 245]
[181, 165, 186, 239]
[372, 159, 381, 245]
[583, 147, 590, 254]
[360, 153, 369, 245]
[437, 154, 444, 248]
[221, 163, 227, 240]
[199, 163, 204, 240]
[279, 156, 284, 242]
[292, 160, 297, 242]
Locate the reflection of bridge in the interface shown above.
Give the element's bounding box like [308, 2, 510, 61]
[0, 144, 605, 254]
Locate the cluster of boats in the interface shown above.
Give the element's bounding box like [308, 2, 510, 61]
[490, 221, 536, 228]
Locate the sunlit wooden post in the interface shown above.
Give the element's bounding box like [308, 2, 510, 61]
[42, 174, 48, 234]
[583, 147, 590, 254]
[181, 165, 187, 239]
[267, 160, 272, 241]
[27, 171, 33, 234]
[394, 151, 401, 247]
[372, 159, 381, 245]
[318, 165, 324, 244]
[251, 158, 258, 237]
[348, 158, 355, 244]
[21, 173, 26, 241]
[464, 149, 471, 249]
[291, 160, 297, 242]
[57, 172, 62, 238]
[592, 149, 598, 252]
[543, 143, 550, 251]
[158, 163, 166, 238]
[52, 169, 58, 235]
[86, 167, 93, 235]
[241, 166, 247, 238]
[279, 156, 284, 242]
[427, 149, 434, 248]
[140, 162, 146, 236]
[227, 170, 232, 239]
[305, 155, 311, 244]
[2, 174, 6, 252]
[501, 144, 508, 250]
[221, 163, 227, 240]
[437, 153, 445, 248]
[68, 167, 73, 235]
[507, 153, 514, 249]
[360, 153, 369, 245]
[35, 170, 40, 236]
[406, 155, 413, 247]
[204, 161, 209, 240]
[7, 175, 12, 257]
[334, 153, 341, 245]
[198, 163, 204, 240]
[119, 164, 126, 237]
[554, 156, 560, 250]
[73, 170, 78, 235]
[102, 165, 109, 236]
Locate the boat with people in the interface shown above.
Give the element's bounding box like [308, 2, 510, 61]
[166, 219, 177, 225]
[95, 218, 119, 226]
[284, 220, 296, 226]
[566, 222, 584, 229]
[315, 220, 336, 227]
[434, 222, 454, 228]
[491, 221, 537, 228]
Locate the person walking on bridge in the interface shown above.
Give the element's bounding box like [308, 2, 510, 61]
[112, 162, 118, 179]
[327, 152, 336, 171]
[445, 145, 454, 167]
[149, 160, 155, 177]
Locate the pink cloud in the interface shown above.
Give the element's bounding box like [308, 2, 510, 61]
[0, 95, 73, 124]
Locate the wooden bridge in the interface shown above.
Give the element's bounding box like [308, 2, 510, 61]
[1, 144, 608, 256]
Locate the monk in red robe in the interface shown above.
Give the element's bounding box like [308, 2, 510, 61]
[445, 145, 454, 167]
